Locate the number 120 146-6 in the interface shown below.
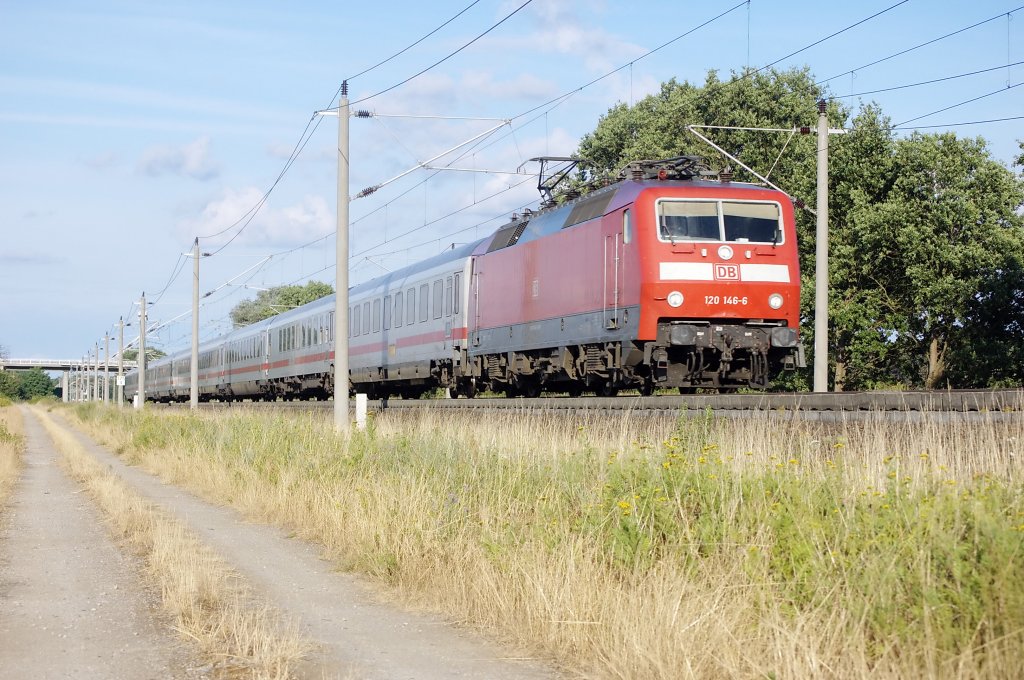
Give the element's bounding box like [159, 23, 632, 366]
[705, 295, 748, 305]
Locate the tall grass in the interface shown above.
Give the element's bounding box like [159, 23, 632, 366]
[0, 405, 24, 504]
[35, 408, 311, 678]
[70, 403, 1024, 678]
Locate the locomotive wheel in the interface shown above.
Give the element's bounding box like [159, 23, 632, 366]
[566, 383, 584, 398]
[452, 378, 477, 399]
[638, 380, 655, 397]
[597, 381, 619, 397]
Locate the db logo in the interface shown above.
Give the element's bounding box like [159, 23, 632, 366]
[714, 264, 740, 280]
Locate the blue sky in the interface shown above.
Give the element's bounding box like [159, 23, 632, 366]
[1, 0, 1021, 361]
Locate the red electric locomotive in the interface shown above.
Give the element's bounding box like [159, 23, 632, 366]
[467, 156, 804, 395]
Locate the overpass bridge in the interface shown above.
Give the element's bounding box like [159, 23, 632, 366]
[2, 358, 139, 404]
[0, 358, 138, 372]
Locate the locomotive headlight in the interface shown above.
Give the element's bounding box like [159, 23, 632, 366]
[717, 245, 734, 260]
[768, 293, 784, 309]
[667, 291, 684, 308]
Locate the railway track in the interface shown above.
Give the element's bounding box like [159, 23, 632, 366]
[148, 388, 1024, 418]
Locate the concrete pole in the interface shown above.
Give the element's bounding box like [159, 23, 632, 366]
[334, 81, 350, 433]
[117, 317, 124, 408]
[191, 237, 199, 409]
[103, 333, 110, 404]
[61, 371, 68, 403]
[92, 343, 99, 401]
[137, 292, 147, 410]
[813, 99, 829, 393]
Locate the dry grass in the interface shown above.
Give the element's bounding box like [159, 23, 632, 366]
[0, 405, 25, 505]
[33, 407, 311, 679]
[70, 403, 1024, 679]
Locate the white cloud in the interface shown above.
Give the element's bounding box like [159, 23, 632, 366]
[181, 187, 332, 246]
[492, 0, 643, 73]
[139, 136, 220, 181]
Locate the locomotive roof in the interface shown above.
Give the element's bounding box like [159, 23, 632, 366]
[481, 177, 783, 253]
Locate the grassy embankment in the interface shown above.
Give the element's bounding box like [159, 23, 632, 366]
[0, 402, 25, 505]
[34, 408, 310, 679]
[69, 403, 1024, 679]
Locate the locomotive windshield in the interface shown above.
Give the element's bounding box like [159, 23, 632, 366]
[658, 200, 782, 244]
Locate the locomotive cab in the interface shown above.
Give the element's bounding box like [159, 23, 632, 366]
[632, 173, 803, 390]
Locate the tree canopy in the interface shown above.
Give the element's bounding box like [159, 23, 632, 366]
[577, 68, 1024, 389]
[121, 347, 167, 362]
[229, 281, 334, 328]
[0, 367, 55, 400]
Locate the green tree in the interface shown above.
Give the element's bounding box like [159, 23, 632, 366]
[230, 281, 333, 328]
[0, 371, 20, 400]
[848, 133, 1024, 387]
[17, 367, 55, 400]
[575, 68, 1024, 389]
[121, 347, 167, 362]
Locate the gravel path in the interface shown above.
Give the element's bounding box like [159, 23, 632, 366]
[0, 407, 198, 679]
[50, 412, 561, 680]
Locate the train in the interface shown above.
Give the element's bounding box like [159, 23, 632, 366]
[124, 156, 804, 403]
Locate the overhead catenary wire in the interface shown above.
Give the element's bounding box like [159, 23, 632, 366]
[892, 114, 1024, 130]
[196, 1, 531, 258]
[347, 0, 534, 107]
[894, 81, 1024, 127]
[830, 60, 1024, 99]
[344, 0, 484, 82]
[817, 6, 1024, 85]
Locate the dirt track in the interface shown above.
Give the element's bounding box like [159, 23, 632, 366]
[0, 408, 560, 679]
[0, 407, 198, 679]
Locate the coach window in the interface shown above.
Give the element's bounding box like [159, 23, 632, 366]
[373, 299, 381, 333]
[622, 209, 631, 244]
[433, 280, 443, 319]
[445, 276, 453, 317]
[394, 291, 403, 327]
[383, 296, 392, 330]
[352, 307, 360, 337]
[363, 302, 371, 334]
[419, 283, 429, 322]
[407, 288, 416, 324]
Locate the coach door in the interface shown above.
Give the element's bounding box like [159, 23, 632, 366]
[261, 330, 270, 379]
[471, 269, 482, 346]
[605, 209, 631, 330]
